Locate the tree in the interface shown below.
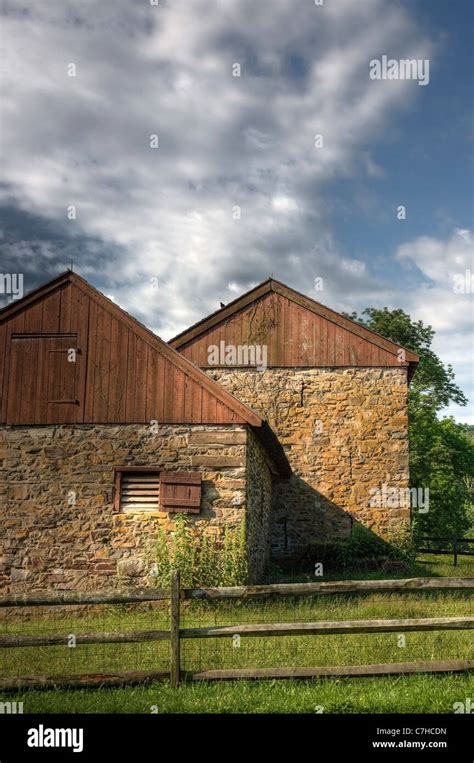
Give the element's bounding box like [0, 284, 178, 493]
[345, 307, 467, 409]
[409, 412, 473, 538]
[346, 307, 474, 540]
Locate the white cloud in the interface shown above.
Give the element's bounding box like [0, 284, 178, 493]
[394, 228, 474, 423]
[271, 195, 298, 213]
[4, 2, 470, 420]
[395, 228, 474, 331]
[396, 228, 474, 293]
[0, 0, 432, 330]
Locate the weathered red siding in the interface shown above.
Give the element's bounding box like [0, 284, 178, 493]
[173, 290, 412, 368]
[0, 276, 259, 426]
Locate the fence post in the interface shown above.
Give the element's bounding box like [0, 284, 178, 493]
[453, 538, 458, 567]
[170, 569, 181, 687]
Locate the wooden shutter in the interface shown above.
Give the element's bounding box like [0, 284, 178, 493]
[160, 472, 202, 513]
[116, 470, 160, 512]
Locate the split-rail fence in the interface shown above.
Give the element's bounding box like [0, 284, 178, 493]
[0, 573, 472, 690]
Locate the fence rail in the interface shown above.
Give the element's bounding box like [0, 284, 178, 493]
[418, 537, 474, 566]
[0, 573, 473, 690]
[1, 575, 471, 609]
[0, 589, 170, 607]
[190, 660, 474, 682]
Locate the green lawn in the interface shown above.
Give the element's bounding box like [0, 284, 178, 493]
[2, 674, 473, 714]
[0, 553, 472, 714]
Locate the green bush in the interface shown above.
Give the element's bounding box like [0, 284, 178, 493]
[302, 524, 416, 572]
[385, 525, 417, 563]
[150, 514, 247, 588]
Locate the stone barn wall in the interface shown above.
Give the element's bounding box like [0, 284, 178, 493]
[206, 367, 411, 559]
[245, 428, 273, 581]
[0, 423, 273, 593]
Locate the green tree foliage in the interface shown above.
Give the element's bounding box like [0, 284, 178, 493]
[345, 307, 474, 540]
[409, 412, 473, 538]
[345, 307, 467, 410]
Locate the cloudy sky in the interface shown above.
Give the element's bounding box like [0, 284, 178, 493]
[1, 0, 473, 421]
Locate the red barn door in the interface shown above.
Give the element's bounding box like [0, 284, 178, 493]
[6, 335, 78, 425]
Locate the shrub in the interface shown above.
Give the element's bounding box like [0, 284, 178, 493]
[150, 514, 247, 587]
[301, 524, 416, 573]
[300, 540, 348, 571]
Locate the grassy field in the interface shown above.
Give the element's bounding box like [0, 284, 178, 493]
[0, 553, 472, 714]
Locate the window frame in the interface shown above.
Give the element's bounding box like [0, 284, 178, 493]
[113, 466, 161, 513]
[113, 467, 202, 514]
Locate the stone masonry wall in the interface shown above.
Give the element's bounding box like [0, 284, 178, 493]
[0, 423, 263, 593]
[245, 428, 273, 581]
[206, 368, 411, 558]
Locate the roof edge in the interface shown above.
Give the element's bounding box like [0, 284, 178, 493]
[169, 278, 272, 347]
[0, 270, 72, 321]
[251, 420, 292, 479]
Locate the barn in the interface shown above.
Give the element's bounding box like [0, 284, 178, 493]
[170, 278, 419, 558]
[0, 271, 290, 592]
[0, 272, 419, 592]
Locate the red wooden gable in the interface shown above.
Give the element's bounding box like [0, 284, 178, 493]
[170, 279, 420, 371]
[0, 272, 263, 427]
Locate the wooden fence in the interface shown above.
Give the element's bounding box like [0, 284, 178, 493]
[0, 574, 473, 690]
[418, 537, 474, 566]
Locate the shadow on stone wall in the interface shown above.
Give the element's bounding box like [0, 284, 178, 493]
[269, 474, 413, 575]
[270, 474, 352, 557]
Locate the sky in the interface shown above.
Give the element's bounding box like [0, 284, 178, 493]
[0, 0, 473, 422]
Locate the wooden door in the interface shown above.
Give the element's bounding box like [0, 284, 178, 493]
[6, 335, 78, 424]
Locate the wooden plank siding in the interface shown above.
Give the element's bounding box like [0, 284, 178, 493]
[0, 273, 263, 427]
[175, 293, 406, 368]
[170, 279, 419, 371]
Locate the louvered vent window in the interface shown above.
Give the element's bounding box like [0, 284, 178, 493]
[114, 469, 202, 513]
[114, 469, 160, 512]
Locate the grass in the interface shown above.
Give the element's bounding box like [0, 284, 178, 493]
[270, 551, 474, 582]
[3, 674, 474, 714]
[415, 552, 474, 578]
[0, 553, 472, 714]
